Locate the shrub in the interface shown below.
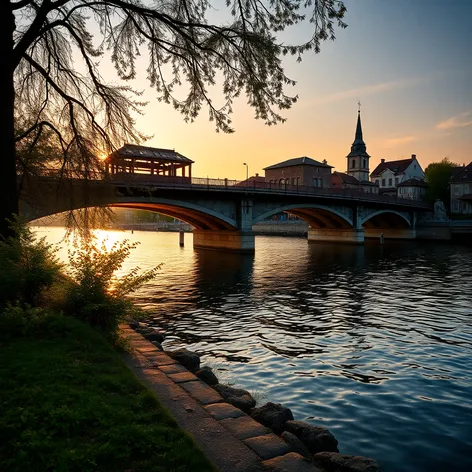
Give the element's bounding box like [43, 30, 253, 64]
[65, 237, 160, 341]
[0, 218, 62, 310]
[0, 303, 57, 339]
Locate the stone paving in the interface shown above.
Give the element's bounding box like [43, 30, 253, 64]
[121, 325, 323, 472]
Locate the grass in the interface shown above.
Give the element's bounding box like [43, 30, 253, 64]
[0, 314, 216, 472]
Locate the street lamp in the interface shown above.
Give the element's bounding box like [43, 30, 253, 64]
[243, 162, 249, 186]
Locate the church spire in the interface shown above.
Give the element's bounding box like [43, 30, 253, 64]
[355, 110, 363, 143]
[347, 108, 369, 158]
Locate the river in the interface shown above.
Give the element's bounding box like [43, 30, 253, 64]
[36, 227, 472, 472]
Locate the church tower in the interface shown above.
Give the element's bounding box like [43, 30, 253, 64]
[346, 108, 370, 182]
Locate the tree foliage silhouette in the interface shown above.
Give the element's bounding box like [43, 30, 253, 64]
[425, 157, 458, 207]
[1, 0, 347, 234]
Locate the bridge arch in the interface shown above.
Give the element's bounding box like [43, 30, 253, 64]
[26, 194, 238, 231]
[109, 197, 238, 231]
[253, 204, 354, 229]
[361, 210, 411, 228]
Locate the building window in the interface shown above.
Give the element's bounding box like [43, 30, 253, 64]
[388, 178, 393, 186]
[313, 178, 318, 187]
[352, 160, 356, 168]
[382, 178, 386, 186]
[363, 159, 366, 168]
[395, 177, 399, 185]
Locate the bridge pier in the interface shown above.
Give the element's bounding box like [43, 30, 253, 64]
[307, 228, 365, 244]
[364, 228, 416, 240]
[193, 230, 255, 253]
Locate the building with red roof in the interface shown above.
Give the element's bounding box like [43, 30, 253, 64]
[370, 154, 425, 196]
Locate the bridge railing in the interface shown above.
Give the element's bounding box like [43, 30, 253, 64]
[30, 168, 432, 209]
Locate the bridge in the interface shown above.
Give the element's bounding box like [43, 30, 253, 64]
[20, 172, 433, 252]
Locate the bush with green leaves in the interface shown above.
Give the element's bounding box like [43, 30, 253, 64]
[0, 218, 62, 310]
[0, 303, 57, 339]
[65, 237, 160, 340]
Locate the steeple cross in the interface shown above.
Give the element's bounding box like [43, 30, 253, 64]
[358, 101, 361, 113]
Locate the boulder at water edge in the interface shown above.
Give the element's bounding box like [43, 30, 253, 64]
[166, 348, 201, 372]
[251, 402, 294, 434]
[151, 341, 164, 351]
[195, 366, 219, 386]
[214, 384, 256, 413]
[143, 329, 165, 343]
[281, 431, 312, 460]
[284, 420, 339, 454]
[313, 452, 383, 472]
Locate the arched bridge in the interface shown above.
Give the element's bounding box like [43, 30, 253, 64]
[20, 174, 433, 252]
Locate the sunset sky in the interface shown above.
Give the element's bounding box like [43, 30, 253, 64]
[125, 0, 472, 180]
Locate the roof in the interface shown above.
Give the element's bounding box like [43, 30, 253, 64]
[264, 156, 332, 170]
[234, 175, 266, 187]
[450, 162, 472, 183]
[109, 144, 194, 164]
[371, 157, 415, 177]
[397, 177, 428, 188]
[346, 111, 370, 158]
[332, 172, 378, 186]
[332, 172, 360, 185]
[450, 166, 464, 180]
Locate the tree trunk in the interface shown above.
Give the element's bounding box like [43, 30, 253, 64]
[0, 3, 18, 237]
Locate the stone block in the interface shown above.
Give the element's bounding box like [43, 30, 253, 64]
[220, 415, 270, 440]
[181, 380, 224, 405]
[204, 402, 246, 420]
[160, 363, 188, 374]
[263, 452, 323, 472]
[243, 434, 291, 460]
[167, 371, 199, 383]
[140, 350, 177, 366]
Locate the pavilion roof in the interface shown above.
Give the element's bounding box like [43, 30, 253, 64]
[110, 144, 194, 164]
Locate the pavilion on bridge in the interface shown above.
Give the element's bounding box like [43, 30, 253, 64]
[105, 144, 194, 182]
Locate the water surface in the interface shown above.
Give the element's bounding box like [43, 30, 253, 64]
[38, 228, 472, 472]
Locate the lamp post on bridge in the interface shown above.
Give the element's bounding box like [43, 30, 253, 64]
[243, 162, 249, 187]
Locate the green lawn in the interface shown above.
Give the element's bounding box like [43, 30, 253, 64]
[0, 314, 216, 472]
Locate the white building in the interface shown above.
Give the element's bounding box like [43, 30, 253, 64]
[370, 155, 425, 196]
[396, 177, 428, 200]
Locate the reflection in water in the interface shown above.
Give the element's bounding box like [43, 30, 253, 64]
[36, 228, 472, 472]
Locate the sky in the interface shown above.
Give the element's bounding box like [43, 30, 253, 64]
[114, 0, 472, 180]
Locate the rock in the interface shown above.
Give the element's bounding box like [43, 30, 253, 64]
[166, 348, 200, 372]
[251, 402, 294, 435]
[284, 420, 339, 454]
[214, 384, 256, 413]
[151, 341, 163, 351]
[313, 452, 383, 472]
[128, 319, 139, 329]
[195, 366, 219, 386]
[143, 329, 165, 343]
[281, 431, 312, 460]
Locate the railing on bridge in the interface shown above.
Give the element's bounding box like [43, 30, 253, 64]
[28, 168, 433, 209]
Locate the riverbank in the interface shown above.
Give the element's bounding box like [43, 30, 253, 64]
[0, 313, 215, 472]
